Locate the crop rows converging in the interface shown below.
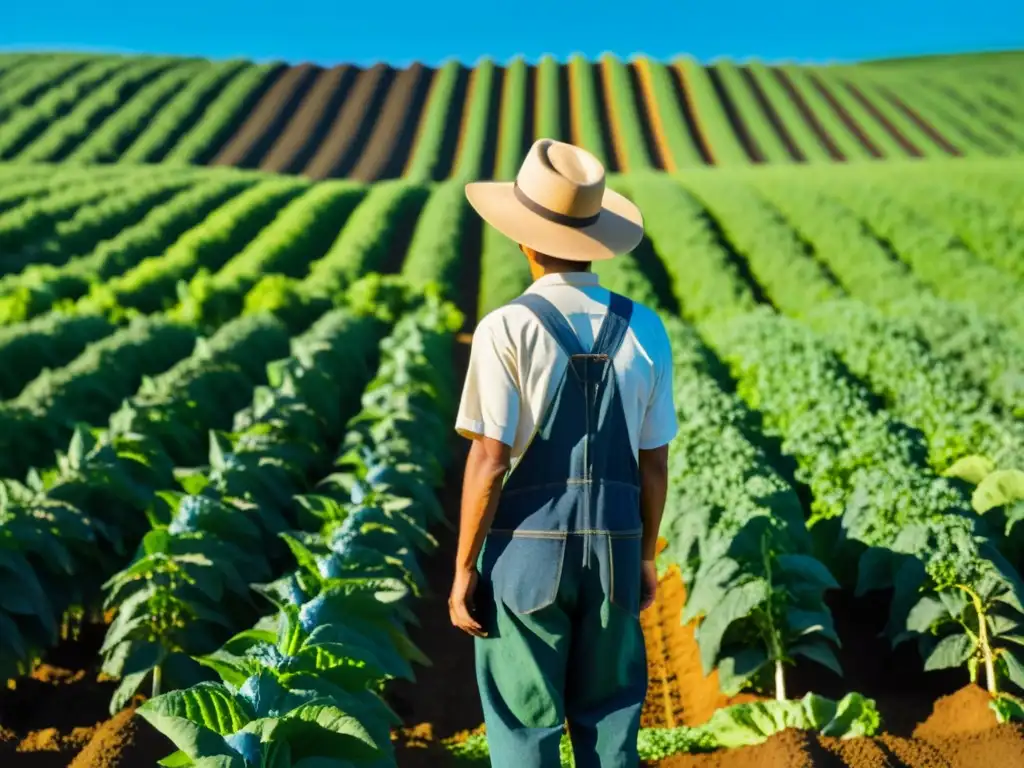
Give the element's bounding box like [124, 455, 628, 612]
[1, 151, 1024, 766]
[0, 50, 1021, 183]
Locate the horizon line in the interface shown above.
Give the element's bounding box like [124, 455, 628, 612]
[1, 42, 1021, 70]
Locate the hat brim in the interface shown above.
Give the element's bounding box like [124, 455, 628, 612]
[463, 181, 644, 262]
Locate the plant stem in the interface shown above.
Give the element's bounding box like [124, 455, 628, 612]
[761, 534, 787, 701]
[152, 664, 162, 698]
[961, 585, 997, 695]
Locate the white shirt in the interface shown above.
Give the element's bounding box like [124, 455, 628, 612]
[455, 272, 678, 466]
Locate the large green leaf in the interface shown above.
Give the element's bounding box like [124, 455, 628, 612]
[0, 550, 55, 634]
[292, 642, 386, 690]
[195, 650, 256, 688]
[716, 648, 769, 697]
[136, 706, 237, 763]
[791, 641, 843, 677]
[696, 579, 769, 675]
[277, 702, 380, 762]
[139, 683, 254, 736]
[942, 455, 996, 485]
[1000, 648, 1024, 692]
[924, 634, 974, 671]
[974, 470, 1024, 514]
[786, 608, 840, 646]
[776, 554, 838, 591]
[156, 750, 193, 767]
[681, 557, 739, 624]
[905, 595, 951, 634]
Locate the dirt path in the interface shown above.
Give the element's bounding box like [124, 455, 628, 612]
[258, 65, 355, 174]
[348, 63, 431, 182]
[840, 79, 924, 157]
[640, 566, 759, 729]
[771, 68, 845, 160]
[301, 63, 392, 179]
[210, 63, 319, 168]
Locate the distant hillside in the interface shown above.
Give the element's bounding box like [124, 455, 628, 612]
[0, 49, 1020, 180]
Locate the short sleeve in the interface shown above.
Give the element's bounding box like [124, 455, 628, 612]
[455, 316, 520, 446]
[638, 320, 678, 450]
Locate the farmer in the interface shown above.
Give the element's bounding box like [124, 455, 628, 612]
[449, 138, 677, 767]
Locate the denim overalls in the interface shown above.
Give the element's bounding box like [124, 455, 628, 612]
[474, 291, 647, 768]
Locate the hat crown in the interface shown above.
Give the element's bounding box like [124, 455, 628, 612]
[516, 139, 606, 221]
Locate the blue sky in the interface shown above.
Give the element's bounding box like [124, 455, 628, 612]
[3, 0, 1021, 67]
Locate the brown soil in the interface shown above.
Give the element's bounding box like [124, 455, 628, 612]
[706, 65, 766, 162]
[0, 620, 173, 768]
[641, 565, 760, 728]
[301, 62, 393, 179]
[771, 68, 846, 160]
[738, 65, 806, 162]
[67, 706, 171, 768]
[840, 79, 924, 157]
[626, 63, 670, 171]
[447, 62, 504, 182]
[875, 84, 962, 155]
[598, 56, 635, 172]
[631, 58, 675, 171]
[436, 62, 475, 180]
[672, 62, 722, 165]
[521, 64, 538, 157]
[210, 62, 320, 168]
[567, 56, 617, 172]
[486, 60, 532, 180]
[400, 65, 456, 178]
[806, 73, 883, 158]
[650, 684, 1024, 767]
[655, 728, 827, 768]
[349, 63, 432, 182]
[666, 63, 714, 164]
[258, 64, 356, 174]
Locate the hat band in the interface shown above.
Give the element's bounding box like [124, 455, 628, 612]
[513, 182, 600, 228]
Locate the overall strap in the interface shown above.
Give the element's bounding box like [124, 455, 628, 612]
[591, 292, 634, 359]
[511, 294, 586, 357]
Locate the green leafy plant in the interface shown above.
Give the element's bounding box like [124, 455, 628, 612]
[100, 308, 383, 712]
[0, 425, 174, 679]
[140, 296, 461, 768]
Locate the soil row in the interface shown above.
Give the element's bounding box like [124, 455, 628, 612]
[15, 59, 959, 180]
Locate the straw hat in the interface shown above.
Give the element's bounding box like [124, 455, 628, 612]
[464, 139, 644, 262]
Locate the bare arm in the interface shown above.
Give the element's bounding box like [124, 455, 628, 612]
[455, 435, 512, 571]
[639, 444, 669, 561]
[449, 436, 511, 636]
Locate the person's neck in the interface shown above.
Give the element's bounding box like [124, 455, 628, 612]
[529, 263, 592, 282]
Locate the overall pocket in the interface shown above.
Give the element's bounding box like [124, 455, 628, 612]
[482, 532, 567, 614]
[608, 533, 643, 617]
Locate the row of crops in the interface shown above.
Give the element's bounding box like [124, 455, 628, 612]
[0, 50, 1020, 182]
[0, 155, 1023, 765]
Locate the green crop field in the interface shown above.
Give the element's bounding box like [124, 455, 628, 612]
[0, 46, 1023, 768]
[0, 49, 1022, 179]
